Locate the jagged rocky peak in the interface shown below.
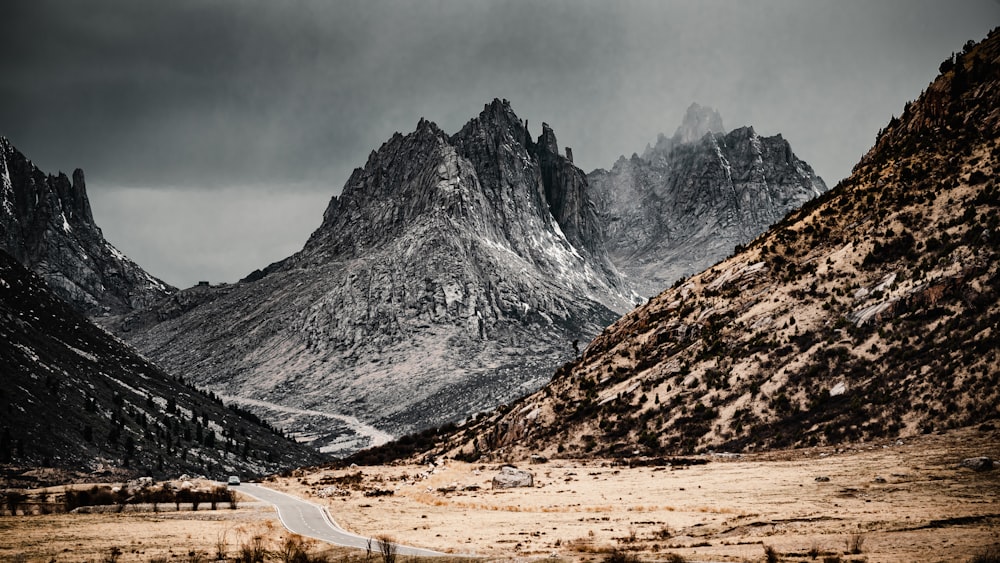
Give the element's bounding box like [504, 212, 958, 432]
[119, 98, 634, 455]
[587, 105, 826, 297]
[0, 135, 174, 316]
[674, 102, 726, 144]
[643, 102, 727, 159]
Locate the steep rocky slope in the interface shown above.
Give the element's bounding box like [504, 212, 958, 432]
[114, 100, 635, 454]
[428, 30, 1000, 461]
[0, 137, 173, 316]
[588, 103, 827, 297]
[0, 249, 323, 478]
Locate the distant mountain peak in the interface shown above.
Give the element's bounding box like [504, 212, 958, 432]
[674, 102, 726, 144]
[590, 107, 825, 297]
[642, 102, 727, 160]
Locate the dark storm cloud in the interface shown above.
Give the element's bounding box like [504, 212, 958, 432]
[1, 0, 626, 191]
[2, 0, 998, 287]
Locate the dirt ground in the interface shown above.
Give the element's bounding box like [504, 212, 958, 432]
[1, 427, 997, 562]
[269, 427, 1000, 562]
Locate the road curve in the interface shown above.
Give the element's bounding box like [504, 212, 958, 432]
[234, 483, 447, 557]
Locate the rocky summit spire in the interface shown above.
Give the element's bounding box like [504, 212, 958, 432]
[673, 102, 726, 144]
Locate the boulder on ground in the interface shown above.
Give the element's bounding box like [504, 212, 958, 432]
[492, 466, 534, 489]
[960, 457, 994, 471]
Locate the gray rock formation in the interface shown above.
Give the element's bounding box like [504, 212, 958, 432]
[115, 100, 635, 455]
[492, 466, 534, 489]
[0, 136, 173, 315]
[960, 457, 994, 471]
[588, 105, 827, 297]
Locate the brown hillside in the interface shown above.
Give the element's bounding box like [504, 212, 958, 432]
[430, 29, 1000, 461]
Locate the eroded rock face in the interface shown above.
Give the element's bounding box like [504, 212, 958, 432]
[116, 100, 634, 454]
[0, 136, 173, 315]
[588, 106, 827, 297]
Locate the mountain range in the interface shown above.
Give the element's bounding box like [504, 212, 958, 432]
[418, 28, 1000, 462]
[89, 97, 832, 455]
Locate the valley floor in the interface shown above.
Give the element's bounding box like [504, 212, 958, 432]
[272, 426, 999, 562]
[1, 427, 997, 562]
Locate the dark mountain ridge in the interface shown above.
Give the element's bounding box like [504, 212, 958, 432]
[0, 136, 173, 316]
[0, 248, 323, 480]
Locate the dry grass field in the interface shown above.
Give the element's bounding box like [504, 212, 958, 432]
[272, 427, 999, 562]
[1, 427, 997, 562]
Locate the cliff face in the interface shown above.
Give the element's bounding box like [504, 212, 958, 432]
[0, 137, 173, 315]
[588, 106, 826, 297]
[115, 100, 635, 454]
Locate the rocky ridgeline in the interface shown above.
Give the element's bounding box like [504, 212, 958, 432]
[588, 103, 827, 297]
[0, 136, 173, 316]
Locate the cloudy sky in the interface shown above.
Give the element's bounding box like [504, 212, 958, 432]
[2, 1, 997, 288]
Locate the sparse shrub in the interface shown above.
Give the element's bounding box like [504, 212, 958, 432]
[102, 546, 123, 563]
[236, 534, 266, 563]
[603, 550, 642, 563]
[278, 534, 319, 563]
[653, 525, 673, 540]
[377, 535, 397, 563]
[215, 531, 229, 561]
[763, 544, 780, 563]
[4, 490, 26, 516]
[969, 547, 1000, 563]
[664, 554, 687, 563]
[808, 540, 821, 558]
[847, 532, 866, 554]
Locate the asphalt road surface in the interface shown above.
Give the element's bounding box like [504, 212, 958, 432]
[234, 483, 446, 557]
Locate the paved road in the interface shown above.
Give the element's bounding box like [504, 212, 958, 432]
[233, 483, 446, 557]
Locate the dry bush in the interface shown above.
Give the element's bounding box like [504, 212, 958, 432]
[603, 550, 643, 563]
[377, 535, 397, 563]
[847, 532, 866, 554]
[970, 547, 1000, 563]
[763, 544, 780, 563]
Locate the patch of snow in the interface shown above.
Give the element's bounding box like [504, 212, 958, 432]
[105, 241, 127, 262]
[61, 212, 71, 233]
[65, 344, 97, 363]
[0, 155, 13, 216]
[13, 342, 40, 363]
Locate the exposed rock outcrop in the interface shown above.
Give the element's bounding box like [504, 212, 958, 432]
[429, 30, 1000, 461]
[492, 466, 534, 489]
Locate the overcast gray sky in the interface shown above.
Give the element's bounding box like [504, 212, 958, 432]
[2, 1, 997, 288]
